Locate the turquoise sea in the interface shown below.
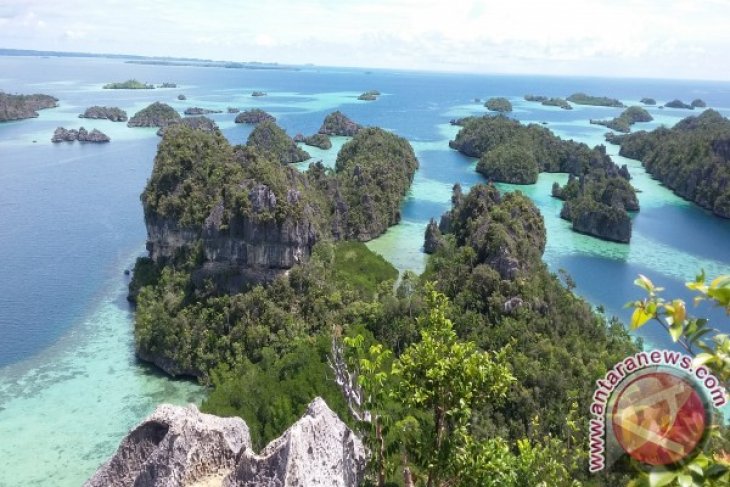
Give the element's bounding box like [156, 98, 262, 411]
[1, 56, 729, 485]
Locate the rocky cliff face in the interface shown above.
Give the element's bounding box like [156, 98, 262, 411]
[85, 404, 250, 487]
[194, 186, 319, 293]
[85, 398, 366, 487]
[224, 398, 367, 487]
[0, 92, 58, 121]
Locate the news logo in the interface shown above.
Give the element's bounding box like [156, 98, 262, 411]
[589, 350, 727, 473]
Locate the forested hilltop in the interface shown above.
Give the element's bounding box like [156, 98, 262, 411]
[616, 109, 730, 218]
[127, 113, 642, 484]
[449, 115, 638, 242]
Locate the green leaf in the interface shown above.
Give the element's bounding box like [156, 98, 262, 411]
[636, 275, 655, 293]
[631, 307, 653, 329]
[676, 473, 693, 487]
[693, 353, 715, 368]
[648, 469, 678, 487]
[669, 321, 683, 342]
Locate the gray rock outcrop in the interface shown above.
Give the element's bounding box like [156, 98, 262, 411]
[223, 398, 367, 487]
[52, 126, 110, 143]
[85, 398, 366, 487]
[423, 218, 442, 254]
[85, 404, 250, 487]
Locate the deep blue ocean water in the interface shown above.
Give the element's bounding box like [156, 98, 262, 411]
[1, 56, 729, 485]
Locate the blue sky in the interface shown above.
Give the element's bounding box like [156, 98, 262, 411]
[1, 0, 729, 80]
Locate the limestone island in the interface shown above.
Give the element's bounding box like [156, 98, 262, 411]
[357, 90, 381, 101]
[251, 91, 267, 97]
[52, 127, 110, 143]
[177, 94, 186, 100]
[567, 93, 625, 108]
[247, 120, 310, 163]
[691, 98, 707, 108]
[79, 106, 127, 122]
[159, 82, 177, 88]
[665, 99, 693, 109]
[0, 92, 58, 122]
[524, 94, 548, 102]
[103, 79, 155, 90]
[542, 97, 572, 110]
[294, 133, 332, 150]
[590, 106, 653, 133]
[616, 109, 730, 218]
[127, 102, 181, 128]
[450, 115, 638, 242]
[184, 107, 223, 116]
[484, 97, 512, 113]
[234, 109, 275, 124]
[318, 110, 361, 136]
[640, 97, 656, 105]
[156, 116, 219, 137]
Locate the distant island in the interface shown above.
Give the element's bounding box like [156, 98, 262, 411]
[103, 79, 155, 90]
[484, 97, 512, 113]
[524, 95, 572, 110]
[616, 109, 730, 218]
[0, 92, 58, 121]
[184, 107, 222, 116]
[251, 91, 267, 97]
[640, 97, 656, 105]
[294, 133, 332, 150]
[664, 99, 693, 109]
[177, 94, 186, 100]
[449, 115, 637, 242]
[159, 83, 177, 88]
[357, 90, 380, 101]
[567, 93, 624, 108]
[234, 109, 275, 124]
[52, 127, 110, 143]
[128, 102, 181, 128]
[156, 116, 219, 137]
[590, 106, 653, 133]
[79, 106, 127, 122]
[318, 111, 361, 136]
[692, 98, 707, 108]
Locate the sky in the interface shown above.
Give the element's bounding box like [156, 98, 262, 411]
[1, 0, 729, 80]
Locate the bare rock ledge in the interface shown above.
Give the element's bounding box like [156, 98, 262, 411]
[85, 398, 366, 487]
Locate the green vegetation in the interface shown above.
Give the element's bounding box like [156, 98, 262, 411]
[484, 97, 513, 113]
[127, 102, 181, 128]
[665, 99, 693, 109]
[567, 92, 624, 107]
[234, 108, 275, 124]
[0, 92, 58, 121]
[102, 79, 154, 89]
[542, 97, 572, 110]
[617, 109, 730, 218]
[302, 133, 332, 149]
[524, 94, 548, 102]
[476, 144, 538, 184]
[450, 115, 638, 241]
[333, 127, 419, 239]
[590, 106, 653, 133]
[246, 120, 310, 163]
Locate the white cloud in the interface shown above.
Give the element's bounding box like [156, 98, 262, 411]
[0, 0, 728, 79]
